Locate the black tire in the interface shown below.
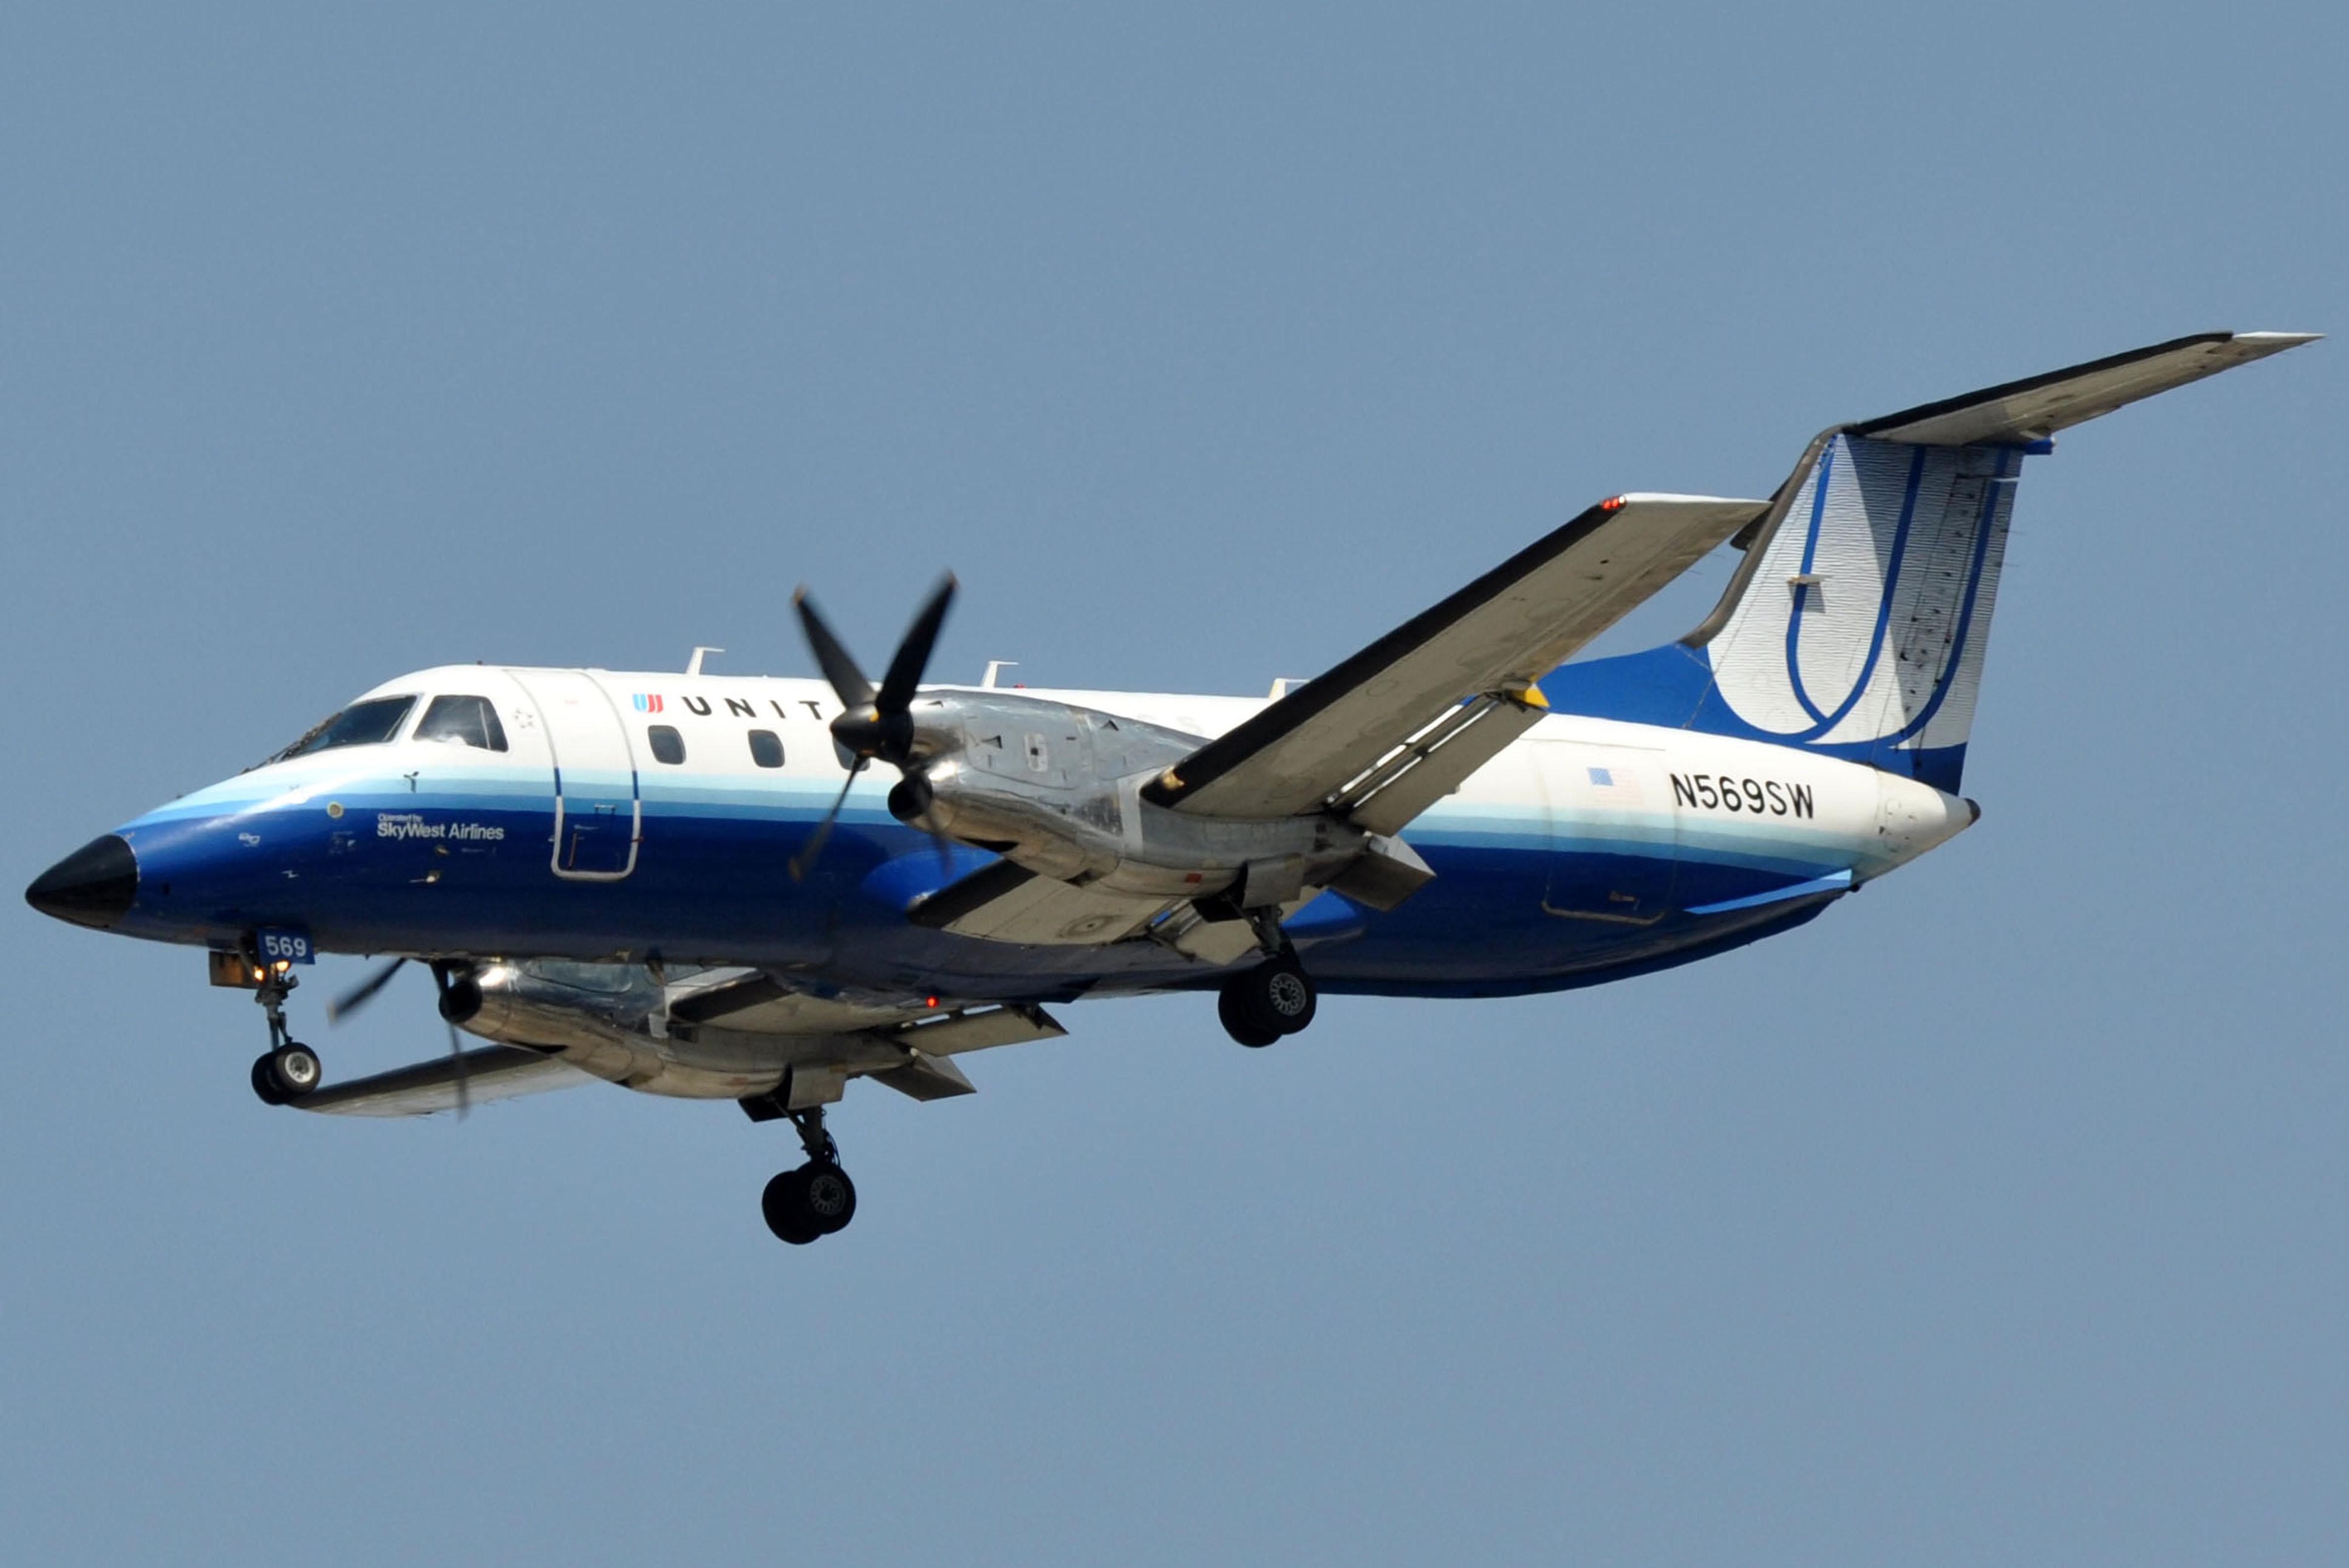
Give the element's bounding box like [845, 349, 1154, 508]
[803, 1161, 857, 1234]
[1229, 959, 1316, 1037]
[1218, 983, 1281, 1048]
[267, 1043, 322, 1100]
[762, 1168, 823, 1245]
[250, 1052, 290, 1106]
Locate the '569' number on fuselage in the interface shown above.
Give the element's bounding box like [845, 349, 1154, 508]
[1670, 772, 1815, 819]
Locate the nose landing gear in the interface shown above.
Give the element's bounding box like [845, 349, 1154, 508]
[761, 1105, 859, 1245]
[247, 964, 323, 1106]
[251, 1043, 322, 1105]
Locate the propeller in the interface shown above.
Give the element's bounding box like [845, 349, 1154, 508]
[326, 954, 472, 1120]
[327, 956, 407, 1023]
[789, 573, 958, 881]
[430, 961, 472, 1120]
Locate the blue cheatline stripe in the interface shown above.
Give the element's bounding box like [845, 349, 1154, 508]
[1785, 442, 1929, 742]
[1684, 867, 1852, 915]
[1880, 449, 2013, 749]
[1783, 441, 1839, 724]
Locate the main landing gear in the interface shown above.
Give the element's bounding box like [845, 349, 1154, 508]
[762, 1105, 859, 1245]
[1218, 915, 1318, 1048]
[248, 964, 323, 1105]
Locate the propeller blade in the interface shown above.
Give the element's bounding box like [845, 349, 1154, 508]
[788, 758, 865, 882]
[792, 588, 876, 711]
[327, 957, 407, 1024]
[448, 1019, 470, 1122]
[876, 574, 956, 715]
[429, 960, 473, 1122]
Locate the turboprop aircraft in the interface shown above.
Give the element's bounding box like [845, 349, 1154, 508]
[26, 330, 2315, 1244]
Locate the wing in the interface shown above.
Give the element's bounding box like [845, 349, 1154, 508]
[295, 1045, 598, 1117]
[663, 962, 1070, 1106]
[1139, 493, 1769, 820]
[906, 859, 1173, 945]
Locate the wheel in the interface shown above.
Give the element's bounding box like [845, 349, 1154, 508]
[250, 1052, 289, 1106]
[761, 1168, 823, 1245]
[1218, 983, 1281, 1048]
[803, 1161, 857, 1235]
[1258, 964, 1317, 1034]
[259, 1043, 321, 1101]
[1226, 959, 1316, 1039]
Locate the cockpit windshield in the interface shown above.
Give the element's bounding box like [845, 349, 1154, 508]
[267, 695, 418, 764]
[414, 694, 509, 752]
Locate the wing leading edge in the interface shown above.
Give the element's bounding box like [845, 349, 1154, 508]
[294, 1045, 598, 1117]
[1140, 493, 1769, 821]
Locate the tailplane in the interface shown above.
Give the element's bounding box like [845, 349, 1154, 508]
[1546, 332, 2317, 792]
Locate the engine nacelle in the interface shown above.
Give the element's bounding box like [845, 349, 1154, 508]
[893, 692, 1373, 902]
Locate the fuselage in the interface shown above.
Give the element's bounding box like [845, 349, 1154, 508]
[84, 663, 1973, 1004]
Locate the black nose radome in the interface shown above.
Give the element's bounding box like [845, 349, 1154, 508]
[26, 834, 138, 930]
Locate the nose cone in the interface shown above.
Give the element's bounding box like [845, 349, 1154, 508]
[26, 834, 138, 930]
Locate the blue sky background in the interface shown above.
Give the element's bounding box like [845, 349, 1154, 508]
[5, 5, 2344, 1563]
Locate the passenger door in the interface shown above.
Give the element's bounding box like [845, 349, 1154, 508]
[506, 670, 641, 881]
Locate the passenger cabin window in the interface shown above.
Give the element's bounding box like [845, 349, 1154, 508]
[271, 695, 417, 762]
[414, 694, 509, 752]
[748, 730, 784, 768]
[648, 725, 686, 765]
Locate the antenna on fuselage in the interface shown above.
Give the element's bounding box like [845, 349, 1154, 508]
[687, 646, 724, 675]
[981, 660, 1017, 689]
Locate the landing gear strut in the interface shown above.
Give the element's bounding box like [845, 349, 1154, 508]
[1219, 916, 1318, 1046]
[248, 963, 322, 1105]
[761, 1104, 858, 1245]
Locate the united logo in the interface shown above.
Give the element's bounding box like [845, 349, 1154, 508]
[632, 694, 665, 714]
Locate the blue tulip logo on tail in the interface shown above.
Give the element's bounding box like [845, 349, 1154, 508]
[1703, 432, 2020, 791]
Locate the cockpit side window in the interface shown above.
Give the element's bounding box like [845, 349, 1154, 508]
[268, 695, 418, 763]
[414, 694, 510, 752]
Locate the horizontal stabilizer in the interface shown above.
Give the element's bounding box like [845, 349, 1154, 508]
[295, 1045, 597, 1117]
[1855, 330, 2319, 446]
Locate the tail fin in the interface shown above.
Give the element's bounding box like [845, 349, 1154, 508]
[1547, 332, 2317, 793]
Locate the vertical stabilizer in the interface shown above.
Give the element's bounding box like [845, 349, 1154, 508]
[1544, 332, 2317, 793]
[1700, 432, 2020, 788]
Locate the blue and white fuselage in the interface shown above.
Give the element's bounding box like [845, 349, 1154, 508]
[103, 666, 1974, 1003]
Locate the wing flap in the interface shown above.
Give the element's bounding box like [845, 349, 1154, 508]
[295, 1045, 597, 1117]
[1142, 493, 1768, 820]
[866, 1050, 978, 1102]
[1335, 691, 1552, 836]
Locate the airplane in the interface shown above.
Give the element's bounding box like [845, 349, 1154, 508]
[26, 330, 2316, 1245]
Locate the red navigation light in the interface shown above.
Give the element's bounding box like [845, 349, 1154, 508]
[1601, 495, 1626, 511]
